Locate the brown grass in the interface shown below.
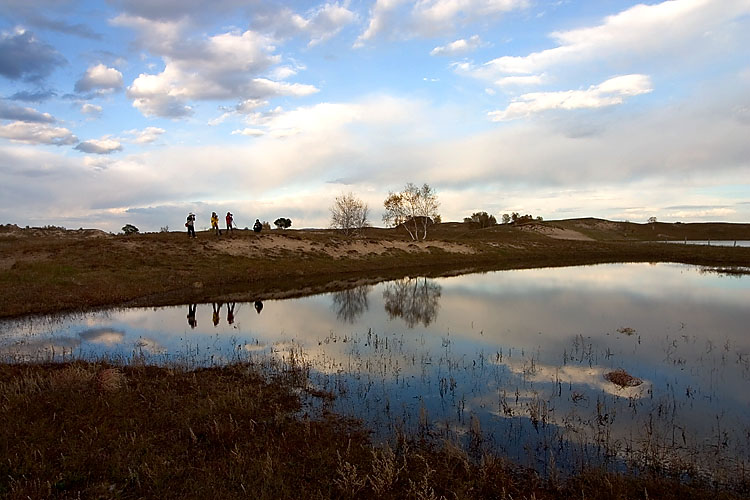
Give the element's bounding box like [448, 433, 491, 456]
[1, 219, 749, 318]
[1, 361, 746, 499]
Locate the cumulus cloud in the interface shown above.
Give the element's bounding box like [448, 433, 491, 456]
[0, 101, 55, 123]
[81, 103, 102, 116]
[430, 35, 484, 56]
[123, 127, 165, 144]
[115, 16, 318, 118]
[74, 137, 123, 154]
[254, 2, 358, 46]
[0, 121, 77, 145]
[489, 74, 653, 121]
[74, 64, 124, 94]
[0, 28, 66, 81]
[463, 0, 750, 82]
[356, 0, 527, 45]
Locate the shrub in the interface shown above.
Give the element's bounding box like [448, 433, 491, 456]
[122, 224, 139, 235]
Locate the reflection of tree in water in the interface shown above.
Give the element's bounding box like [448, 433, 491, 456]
[382, 277, 441, 328]
[331, 285, 372, 323]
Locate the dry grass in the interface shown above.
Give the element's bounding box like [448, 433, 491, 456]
[1, 219, 749, 318]
[1, 361, 747, 499]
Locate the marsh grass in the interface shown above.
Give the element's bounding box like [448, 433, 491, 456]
[2, 360, 747, 499]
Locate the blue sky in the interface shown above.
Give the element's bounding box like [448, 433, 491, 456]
[1, 0, 749, 232]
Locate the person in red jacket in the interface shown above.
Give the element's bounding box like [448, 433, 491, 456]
[225, 212, 234, 233]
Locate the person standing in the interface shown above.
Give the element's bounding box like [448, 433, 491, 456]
[186, 213, 196, 238]
[211, 212, 221, 236]
[225, 212, 234, 233]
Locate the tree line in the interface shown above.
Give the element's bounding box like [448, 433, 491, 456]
[330, 183, 542, 241]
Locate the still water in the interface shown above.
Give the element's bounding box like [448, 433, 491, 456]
[1, 263, 749, 478]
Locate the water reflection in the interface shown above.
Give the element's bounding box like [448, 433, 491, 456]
[212, 302, 222, 326]
[1, 263, 748, 480]
[382, 277, 441, 327]
[79, 327, 125, 345]
[187, 304, 197, 329]
[331, 285, 372, 323]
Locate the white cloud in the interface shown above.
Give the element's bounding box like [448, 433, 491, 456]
[237, 98, 268, 114]
[75, 136, 123, 154]
[356, 0, 527, 45]
[464, 0, 750, 82]
[2, 79, 749, 232]
[494, 74, 546, 87]
[74, 64, 124, 93]
[81, 103, 102, 115]
[0, 121, 77, 145]
[262, 2, 358, 46]
[0, 101, 55, 123]
[115, 15, 317, 118]
[488, 74, 653, 121]
[231, 128, 265, 137]
[412, 0, 528, 36]
[123, 127, 165, 144]
[430, 35, 484, 56]
[355, 0, 408, 47]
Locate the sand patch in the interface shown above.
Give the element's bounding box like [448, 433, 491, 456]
[210, 234, 475, 259]
[519, 224, 594, 241]
[212, 234, 317, 257]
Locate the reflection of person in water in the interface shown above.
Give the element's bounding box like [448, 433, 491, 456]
[212, 302, 222, 326]
[254, 300, 263, 314]
[187, 304, 197, 329]
[227, 302, 235, 325]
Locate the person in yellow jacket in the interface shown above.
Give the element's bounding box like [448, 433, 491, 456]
[210, 211, 221, 236]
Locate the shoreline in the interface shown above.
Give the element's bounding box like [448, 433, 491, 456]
[2, 220, 750, 319]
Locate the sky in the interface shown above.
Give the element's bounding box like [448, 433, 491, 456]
[1, 0, 749, 232]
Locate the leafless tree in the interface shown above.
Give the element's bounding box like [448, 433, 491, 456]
[330, 192, 370, 237]
[382, 183, 440, 240]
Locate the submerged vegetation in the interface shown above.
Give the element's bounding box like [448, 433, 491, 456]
[1, 359, 747, 499]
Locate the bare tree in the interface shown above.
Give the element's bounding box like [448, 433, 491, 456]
[330, 192, 370, 237]
[382, 182, 440, 240]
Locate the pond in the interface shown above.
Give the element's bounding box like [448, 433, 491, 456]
[662, 240, 750, 247]
[1, 263, 749, 480]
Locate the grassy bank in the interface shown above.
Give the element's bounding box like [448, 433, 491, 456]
[1, 219, 749, 318]
[1, 360, 747, 500]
